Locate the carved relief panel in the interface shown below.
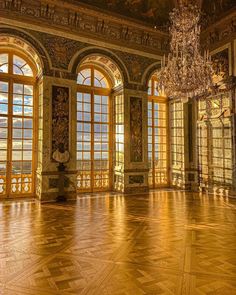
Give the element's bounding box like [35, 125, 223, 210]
[51, 86, 70, 159]
[130, 96, 143, 162]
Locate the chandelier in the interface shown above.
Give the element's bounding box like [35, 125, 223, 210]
[158, 3, 213, 102]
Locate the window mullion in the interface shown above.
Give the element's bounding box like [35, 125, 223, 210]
[91, 90, 94, 191]
[152, 100, 155, 188]
[6, 78, 13, 196]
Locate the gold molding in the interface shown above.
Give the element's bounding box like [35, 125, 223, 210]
[0, 0, 168, 57]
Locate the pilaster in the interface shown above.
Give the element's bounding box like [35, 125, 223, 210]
[183, 100, 199, 191]
[229, 83, 236, 198]
[114, 88, 149, 193]
[36, 76, 77, 202]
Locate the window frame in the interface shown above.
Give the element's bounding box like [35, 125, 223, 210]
[0, 49, 37, 198]
[148, 75, 169, 188]
[76, 65, 113, 192]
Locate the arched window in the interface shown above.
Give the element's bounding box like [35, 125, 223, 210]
[148, 75, 168, 187]
[0, 51, 36, 197]
[76, 66, 111, 192]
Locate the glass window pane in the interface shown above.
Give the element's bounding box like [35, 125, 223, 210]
[22, 162, 32, 173]
[0, 64, 8, 73]
[13, 94, 23, 105]
[77, 152, 82, 160]
[12, 140, 22, 150]
[84, 123, 91, 132]
[77, 68, 91, 85]
[0, 81, 8, 92]
[13, 55, 33, 77]
[0, 93, 8, 103]
[84, 78, 91, 86]
[0, 54, 8, 73]
[13, 129, 22, 138]
[23, 129, 32, 138]
[23, 140, 32, 150]
[13, 118, 22, 128]
[23, 151, 32, 160]
[94, 114, 101, 122]
[0, 128, 7, 138]
[23, 119, 33, 129]
[0, 104, 8, 114]
[12, 151, 22, 160]
[0, 150, 7, 161]
[13, 65, 23, 75]
[0, 163, 6, 175]
[22, 64, 33, 76]
[84, 113, 91, 121]
[94, 95, 101, 104]
[83, 152, 90, 160]
[13, 83, 23, 94]
[0, 139, 7, 149]
[24, 107, 33, 116]
[12, 162, 22, 174]
[84, 103, 91, 112]
[13, 106, 23, 115]
[83, 93, 91, 103]
[94, 78, 102, 88]
[24, 95, 33, 105]
[94, 69, 109, 88]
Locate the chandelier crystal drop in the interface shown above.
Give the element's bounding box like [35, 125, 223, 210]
[159, 4, 213, 102]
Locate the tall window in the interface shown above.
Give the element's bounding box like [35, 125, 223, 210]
[148, 75, 168, 187]
[170, 101, 185, 187]
[76, 66, 111, 192]
[114, 94, 124, 191]
[198, 93, 233, 193]
[0, 51, 36, 197]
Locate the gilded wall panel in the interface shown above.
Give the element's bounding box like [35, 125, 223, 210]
[51, 86, 70, 157]
[130, 96, 143, 162]
[211, 48, 230, 88]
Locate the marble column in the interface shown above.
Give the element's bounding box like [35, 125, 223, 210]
[183, 99, 199, 191]
[114, 88, 149, 193]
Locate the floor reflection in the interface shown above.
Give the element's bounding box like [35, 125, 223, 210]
[1, 191, 236, 294]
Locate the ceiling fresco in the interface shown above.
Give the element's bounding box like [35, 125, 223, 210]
[72, 0, 175, 29]
[201, 0, 236, 27]
[71, 0, 236, 30]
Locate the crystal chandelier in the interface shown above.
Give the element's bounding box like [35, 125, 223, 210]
[158, 3, 213, 102]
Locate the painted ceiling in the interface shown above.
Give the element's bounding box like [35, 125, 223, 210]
[70, 0, 236, 30]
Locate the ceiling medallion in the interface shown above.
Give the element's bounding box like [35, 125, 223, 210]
[159, 3, 213, 102]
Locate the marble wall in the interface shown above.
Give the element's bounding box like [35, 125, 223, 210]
[1, 25, 155, 201]
[1, 21, 236, 201]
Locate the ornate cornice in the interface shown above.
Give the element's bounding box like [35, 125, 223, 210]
[201, 10, 236, 50]
[0, 0, 169, 56]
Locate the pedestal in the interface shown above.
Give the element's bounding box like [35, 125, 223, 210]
[56, 163, 67, 202]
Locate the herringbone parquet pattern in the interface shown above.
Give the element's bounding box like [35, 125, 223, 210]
[1, 191, 236, 294]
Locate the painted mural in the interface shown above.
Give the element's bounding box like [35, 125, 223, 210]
[75, 0, 236, 28]
[51, 86, 70, 159]
[130, 97, 142, 162]
[202, 0, 236, 27]
[76, 0, 174, 28]
[211, 48, 229, 88]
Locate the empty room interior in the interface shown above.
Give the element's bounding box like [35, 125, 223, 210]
[0, 0, 236, 294]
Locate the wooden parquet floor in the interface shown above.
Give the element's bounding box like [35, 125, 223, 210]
[1, 190, 236, 295]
